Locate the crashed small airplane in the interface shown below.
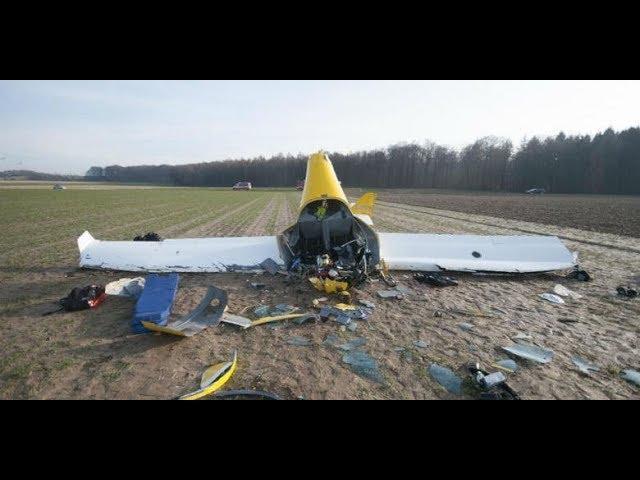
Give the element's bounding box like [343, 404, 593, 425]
[78, 151, 580, 286]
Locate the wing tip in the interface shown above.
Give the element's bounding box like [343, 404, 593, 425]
[78, 231, 96, 252]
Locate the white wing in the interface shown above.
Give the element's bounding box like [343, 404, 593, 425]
[378, 233, 576, 273]
[77, 231, 282, 273]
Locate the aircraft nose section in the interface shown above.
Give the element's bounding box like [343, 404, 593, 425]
[300, 151, 349, 210]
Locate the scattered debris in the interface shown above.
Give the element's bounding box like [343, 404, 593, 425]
[493, 359, 518, 373]
[319, 305, 370, 321]
[251, 313, 317, 328]
[621, 369, 640, 387]
[359, 299, 375, 309]
[429, 363, 462, 395]
[260, 257, 280, 275]
[287, 336, 313, 346]
[571, 356, 600, 375]
[334, 303, 356, 311]
[254, 305, 271, 318]
[413, 340, 429, 349]
[334, 315, 352, 326]
[539, 293, 565, 304]
[347, 322, 358, 332]
[553, 284, 582, 299]
[249, 282, 266, 290]
[413, 272, 458, 287]
[309, 276, 349, 294]
[142, 285, 227, 337]
[133, 232, 162, 241]
[502, 343, 554, 364]
[105, 277, 145, 298]
[292, 314, 317, 325]
[566, 268, 591, 282]
[323, 334, 366, 351]
[221, 313, 252, 329]
[458, 322, 475, 332]
[180, 351, 237, 400]
[468, 363, 520, 400]
[342, 350, 384, 384]
[377, 289, 404, 299]
[212, 389, 281, 400]
[616, 286, 638, 298]
[273, 304, 298, 314]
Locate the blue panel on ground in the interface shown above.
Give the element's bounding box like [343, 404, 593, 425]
[132, 273, 180, 333]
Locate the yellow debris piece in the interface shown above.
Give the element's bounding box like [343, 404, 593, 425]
[309, 277, 349, 293]
[335, 303, 356, 311]
[180, 351, 237, 400]
[250, 313, 311, 327]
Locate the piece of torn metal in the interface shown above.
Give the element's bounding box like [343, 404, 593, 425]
[571, 356, 600, 375]
[221, 312, 253, 329]
[142, 285, 228, 337]
[273, 304, 298, 314]
[429, 363, 463, 395]
[413, 272, 458, 287]
[493, 359, 518, 373]
[539, 293, 565, 304]
[359, 299, 375, 309]
[502, 343, 554, 364]
[377, 289, 403, 299]
[260, 257, 280, 275]
[621, 369, 640, 387]
[342, 350, 385, 384]
[180, 351, 237, 400]
[254, 305, 271, 318]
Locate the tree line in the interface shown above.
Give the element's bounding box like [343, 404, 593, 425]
[85, 126, 640, 194]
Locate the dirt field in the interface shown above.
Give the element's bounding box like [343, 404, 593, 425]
[1, 185, 639, 399]
[364, 189, 640, 238]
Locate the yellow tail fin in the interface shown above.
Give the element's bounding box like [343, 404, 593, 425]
[351, 192, 377, 216]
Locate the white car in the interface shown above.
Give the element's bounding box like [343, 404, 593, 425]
[232, 181, 252, 190]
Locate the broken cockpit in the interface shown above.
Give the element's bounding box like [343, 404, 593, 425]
[278, 198, 379, 287]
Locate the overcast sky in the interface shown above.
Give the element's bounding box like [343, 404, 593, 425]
[1, 80, 639, 174]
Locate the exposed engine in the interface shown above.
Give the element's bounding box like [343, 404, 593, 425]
[278, 199, 379, 287]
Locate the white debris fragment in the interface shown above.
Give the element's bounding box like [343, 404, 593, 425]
[553, 284, 582, 299]
[539, 293, 565, 304]
[105, 277, 145, 298]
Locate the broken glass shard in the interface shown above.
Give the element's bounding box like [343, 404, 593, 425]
[502, 343, 554, 364]
[429, 363, 462, 395]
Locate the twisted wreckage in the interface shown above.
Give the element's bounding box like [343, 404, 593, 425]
[77, 151, 582, 286]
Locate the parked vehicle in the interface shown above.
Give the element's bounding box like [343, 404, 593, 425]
[232, 181, 252, 190]
[525, 188, 545, 194]
[53, 184, 66, 190]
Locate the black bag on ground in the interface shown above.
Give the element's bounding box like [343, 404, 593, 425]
[60, 285, 106, 311]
